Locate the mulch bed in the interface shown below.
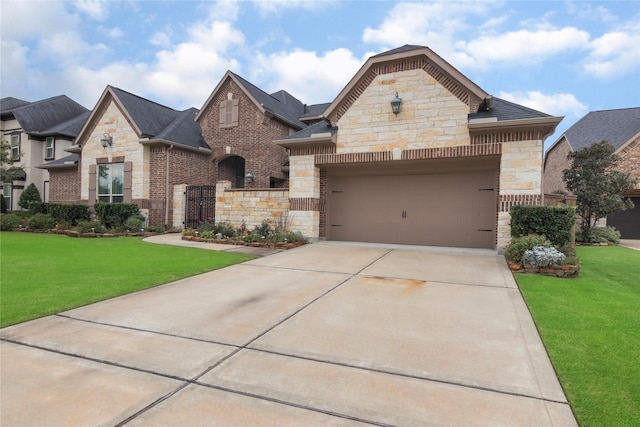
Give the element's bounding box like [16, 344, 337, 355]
[182, 235, 306, 250]
[508, 262, 580, 278]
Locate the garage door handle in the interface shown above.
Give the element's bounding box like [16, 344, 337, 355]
[478, 229, 492, 232]
[402, 210, 407, 218]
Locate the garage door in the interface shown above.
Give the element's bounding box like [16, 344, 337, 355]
[326, 169, 497, 248]
[607, 197, 640, 239]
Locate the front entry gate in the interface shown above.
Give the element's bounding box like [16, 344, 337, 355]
[185, 185, 216, 229]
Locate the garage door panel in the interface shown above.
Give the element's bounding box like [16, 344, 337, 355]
[327, 170, 496, 248]
[607, 197, 640, 239]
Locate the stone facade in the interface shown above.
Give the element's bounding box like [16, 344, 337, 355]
[215, 181, 290, 229]
[197, 77, 290, 190]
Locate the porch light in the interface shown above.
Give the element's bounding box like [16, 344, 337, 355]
[100, 133, 113, 148]
[390, 92, 402, 115]
[245, 171, 254, 183]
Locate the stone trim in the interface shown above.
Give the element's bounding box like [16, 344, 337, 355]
[329, 57, 483, 124]
[471, 131, 543, 144]
[289, 197, 319, 211]
[499, 194, 542, 212]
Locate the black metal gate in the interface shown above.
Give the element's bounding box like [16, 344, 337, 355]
[185, 185, 216, 229]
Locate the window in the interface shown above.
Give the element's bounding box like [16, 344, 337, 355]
[2, 184, 11, 211]
[219, 98, 239, 128]
[45, 137, 55, 160]
[98, 163, 124, 203]
[10, 134, 20, 161]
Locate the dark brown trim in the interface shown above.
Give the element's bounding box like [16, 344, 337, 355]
[289, 198, 319, 211]
[499, 194, 542, 212]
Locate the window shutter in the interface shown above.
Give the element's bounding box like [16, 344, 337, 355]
[88, 164, 96, 203]
[124, 161, 133, 203]
[219, 101, 227, 126]
[231, 99, 239, 126]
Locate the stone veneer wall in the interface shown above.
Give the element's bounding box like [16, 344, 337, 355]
[215, 181, 290, 230]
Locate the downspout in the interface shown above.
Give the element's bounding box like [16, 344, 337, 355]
[165, 144, 173, 226]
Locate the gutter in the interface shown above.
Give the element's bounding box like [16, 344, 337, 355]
[275, 132, 335, 148]
[165, 144, 173, 226]
[468, 116, 564, 140]
[140, 138, 212, 155]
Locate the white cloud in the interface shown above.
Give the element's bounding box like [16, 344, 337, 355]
[251, 0, 330, 15]
[72, 0, 109, 20]
[251, 48, 364, 104]
[583, 19, 640, 79]
[458, 27, 590, 67]
[497, 91, 588, 117]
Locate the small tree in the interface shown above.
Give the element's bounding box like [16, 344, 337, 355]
[563, 141, 635, 242]
[18, 183, 42, 210]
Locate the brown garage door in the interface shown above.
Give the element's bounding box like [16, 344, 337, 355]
[607, 197, 640, 239]
[326, 170, 497, 248]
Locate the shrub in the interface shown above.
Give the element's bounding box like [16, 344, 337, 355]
[145, 225, 166, 233]
[522, 246, 566, 268]
[0, 194, 7, 214]
[0, 213, 21, 230]
[28, 202, 48, 214]
[576, 226, 621, 244]
[18, 183, 41, 210]
[48, 204, 90, 226]
[505, 235, 550, 264]
[510, 205, 576, 247]
[94, 202, 140, 229]
[215, 221, 237, 238]
[27, 213, 55, 230]
[76, 220, 105, 234]
[124, 215, 146, 231]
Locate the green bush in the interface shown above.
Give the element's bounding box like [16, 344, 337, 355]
[94, 202, 140, 229]
[76, 220, 105, 234]
[505, 235, 550, 264]
[124, 215, 146, 231]
[576, 226, 621, 244]
[145, 225, 166, 233]
[28, 202, 48, 214]
[510, 205, 576, 247]
[27, 213, 55, 230]
[0, 213, 21, 230]
[48, 204, 91, 226]
[18, 183, 41, 210]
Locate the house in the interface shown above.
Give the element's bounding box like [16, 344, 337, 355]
[274, 45, 562, 250]
[196, 71, 327, 190]
[544, 107, 640, 238]
[1, 96, 89, 210]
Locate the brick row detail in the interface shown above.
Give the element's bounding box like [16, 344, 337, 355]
[289, 197, 320, 211]
[471, 131, 543, 144]
[499, 194, 542, 212]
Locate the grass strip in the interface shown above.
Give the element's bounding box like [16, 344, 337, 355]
[517, 245, 640, 426]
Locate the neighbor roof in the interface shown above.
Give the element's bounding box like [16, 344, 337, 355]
[468, 97, 551, 122]
[562, 107, 640, 152]
[1, 97, 31, 113]
[37, 154, 79, 170]
[1, 95, 88, 136]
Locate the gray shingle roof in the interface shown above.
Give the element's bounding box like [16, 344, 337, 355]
[469, 97, 551, 121]
[301, 103, 331, 118]
[4, 95, 88, 134]
[563, 107, 640, 151]
[232, 73, 307, 129]
[38, 154, 78, 169]
[37, 111, 90, 138]
[109, 87, 208, 150]
[372, 44, 426, 58]
[283, 119, 337, 140]
[1, 97, 31, 113]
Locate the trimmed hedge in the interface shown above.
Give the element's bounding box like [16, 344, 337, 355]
[94, 202, 140, 229]
[29, 203, 90, 226]
[510, 205, 575, 247]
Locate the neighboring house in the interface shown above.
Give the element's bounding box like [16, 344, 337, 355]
[276, 45, 562, 250]
[544, 107, 640, 238]
[1, 96, 89, 210]
[196, 71, 327, 189]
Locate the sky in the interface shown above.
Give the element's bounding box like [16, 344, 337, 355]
[1, 0, 639, 150]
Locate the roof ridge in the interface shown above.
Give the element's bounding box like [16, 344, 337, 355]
[109, 86, 177, 113]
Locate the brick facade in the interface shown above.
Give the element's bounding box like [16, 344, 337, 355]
[198, 77, 291, 190]
[618, 135, 640, 194]
[48, 168, 80, 203]
[543, 138, 572, 195]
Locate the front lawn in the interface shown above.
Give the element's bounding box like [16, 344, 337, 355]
[0, 232, 255, 328]
[517, 245, 640, 426]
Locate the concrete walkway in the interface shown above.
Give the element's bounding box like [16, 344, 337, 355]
[620, 239, 640, 251]
[1, 238, 577, 426]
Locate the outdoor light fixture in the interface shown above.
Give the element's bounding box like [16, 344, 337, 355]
[245, 171, 254, 183]
[390, 92, 402, 115]
[100, 133, 113, 148]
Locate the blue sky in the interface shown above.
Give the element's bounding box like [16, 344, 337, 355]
[1, 0, 639, 149]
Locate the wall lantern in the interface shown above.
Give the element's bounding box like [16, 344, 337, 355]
[245, 171, 254, 183]
[390, 92, 402, 115]
[100, 133, 113, 148]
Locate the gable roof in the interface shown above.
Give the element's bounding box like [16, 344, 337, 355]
[560, 107, 640, 152]
[77, 86, 209, 153]
[37, 153, 78, 170]
[1, 97, 31, 113]
[468, 97, 551, 121]
[1, 95, 88, 136]
[196, 71, 307, 129]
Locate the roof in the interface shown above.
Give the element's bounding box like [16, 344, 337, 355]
[300, 103, 331, 119]
[37, 154, 79, 170]
[35, 111, 90, 138]
[562, 107, 640, 152]
[1, 97, 31, 113]
[468, 97, 551, 122]
[80, 86, 209, 152]
[282, 119, 338, 140]
[372, 44, 427, 58]
[1, 95, 88, 136]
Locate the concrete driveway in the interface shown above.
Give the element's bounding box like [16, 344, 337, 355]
[1, 240, 577, 426]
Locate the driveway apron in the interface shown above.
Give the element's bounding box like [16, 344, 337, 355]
[1, 241, 577, 426]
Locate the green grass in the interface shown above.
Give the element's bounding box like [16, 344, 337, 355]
[0, 232, 255, 328]
[516, 245, 640, 426]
